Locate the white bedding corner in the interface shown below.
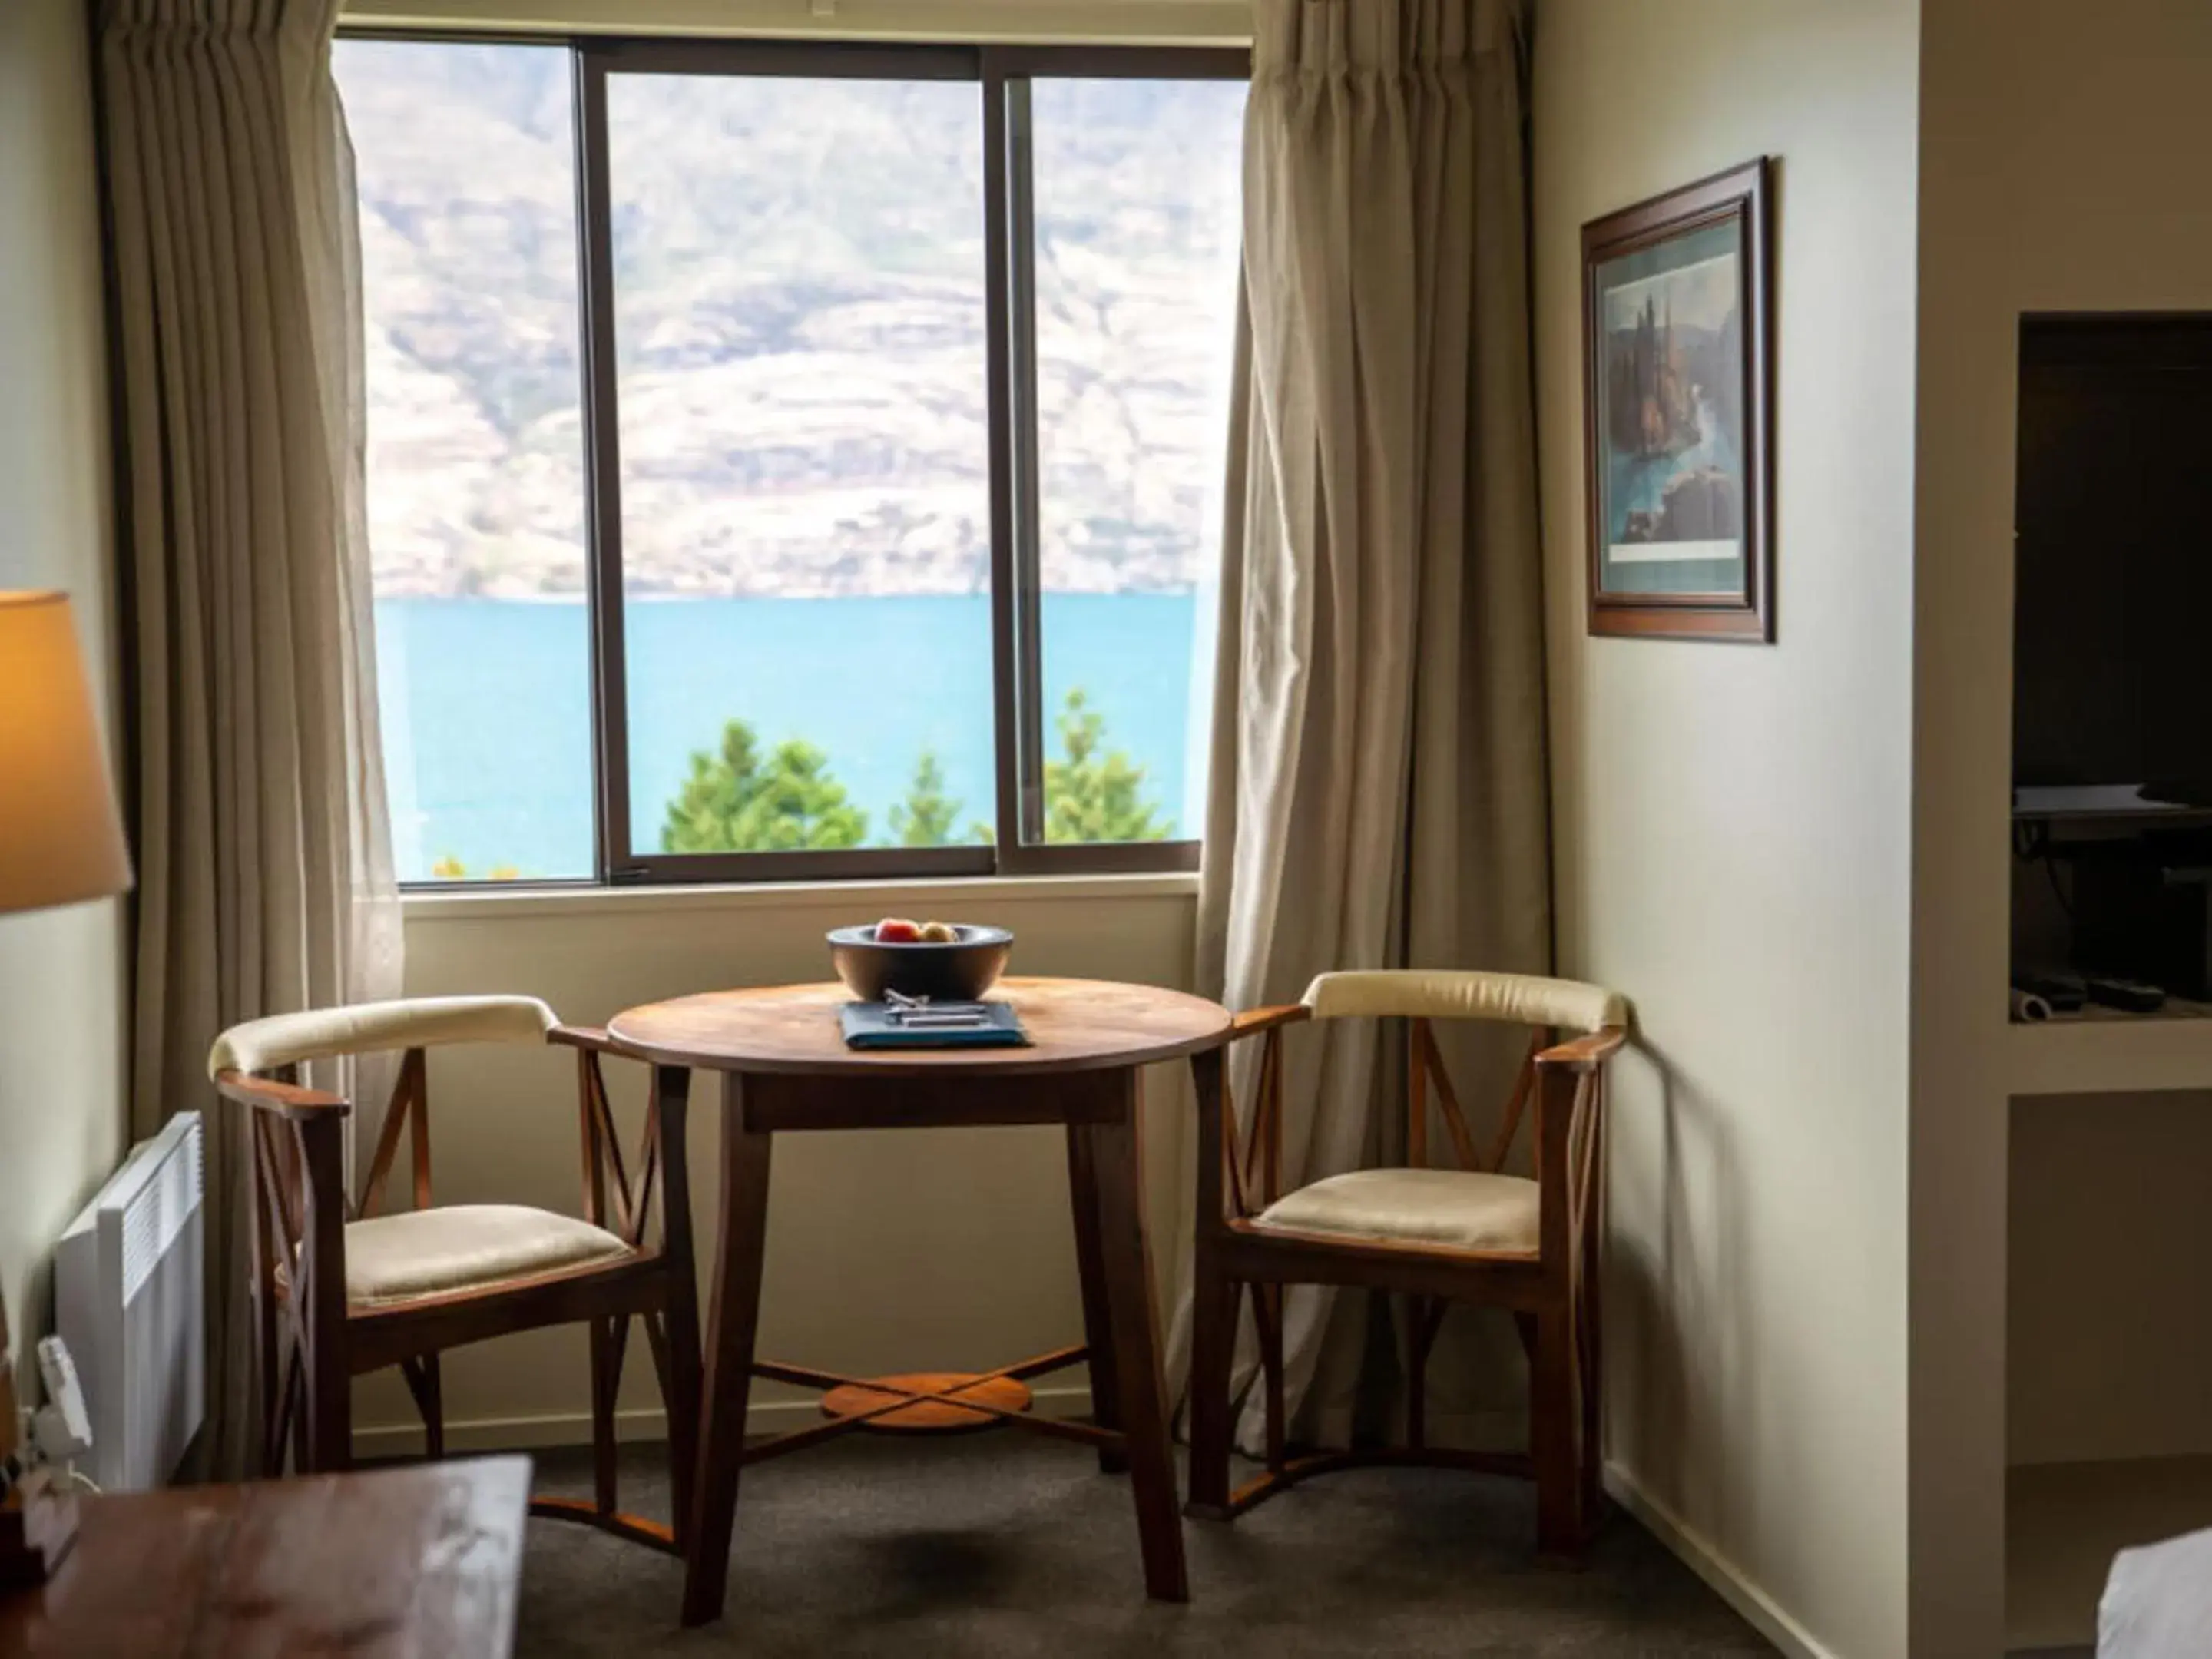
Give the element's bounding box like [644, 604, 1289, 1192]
[2098, 1525, 2212, 1656]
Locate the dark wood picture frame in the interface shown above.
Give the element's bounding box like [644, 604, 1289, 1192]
[1581, 158, 1773, 642]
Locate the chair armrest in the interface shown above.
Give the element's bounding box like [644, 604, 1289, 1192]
[1535, 1025, 1628, 1074]
[1230, 1003, 1311, 1039]
[213, 1068, 349, 1118]
[548, 1024, 618, 1053]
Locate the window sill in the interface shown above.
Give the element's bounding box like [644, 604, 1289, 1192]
[399, 869, 1200, 923]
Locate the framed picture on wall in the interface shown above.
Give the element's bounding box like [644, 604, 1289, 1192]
[1581, 158, 1773, 641]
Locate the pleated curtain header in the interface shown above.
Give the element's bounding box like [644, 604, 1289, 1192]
[101, 0, 341, 35]
[1253, 0, 1522, 75]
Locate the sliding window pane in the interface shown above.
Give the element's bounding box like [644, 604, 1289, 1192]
[336, 40, 594, 882]
[606, 71, 996, 857]
[1030, 76, 1247, 844]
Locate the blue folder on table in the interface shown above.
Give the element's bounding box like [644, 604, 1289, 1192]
[839, 1000, 1030, 1050]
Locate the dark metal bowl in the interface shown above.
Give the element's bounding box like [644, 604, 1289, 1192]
[826, 923, 1014, 1003]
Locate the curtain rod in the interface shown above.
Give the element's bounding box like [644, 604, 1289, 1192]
[337, 0, 1253, 48]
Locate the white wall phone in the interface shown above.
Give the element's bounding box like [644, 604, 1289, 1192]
[31, 1337, 92, 1466]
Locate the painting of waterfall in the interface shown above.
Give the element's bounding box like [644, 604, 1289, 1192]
[1581, 160, 1774, 641]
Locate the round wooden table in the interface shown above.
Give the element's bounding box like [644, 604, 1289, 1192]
[606, 976, 1232, 1626]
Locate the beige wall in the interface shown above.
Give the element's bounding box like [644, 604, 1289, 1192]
[365, 878, 1195, 1445]
[1912, 4, 2212, 1649]
[1534, 3, 1919, 1655]
[0, 0, 129, 1366]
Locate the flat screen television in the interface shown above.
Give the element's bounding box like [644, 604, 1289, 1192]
[2013, 314, 2212, 808]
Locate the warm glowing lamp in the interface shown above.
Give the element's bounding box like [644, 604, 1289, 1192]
[0, 591, 132, 915]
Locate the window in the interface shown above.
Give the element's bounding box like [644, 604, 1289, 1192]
[339, 38, 595, 882]
[337, 37, 1248, 885]
[1027, 75, 1246, 849]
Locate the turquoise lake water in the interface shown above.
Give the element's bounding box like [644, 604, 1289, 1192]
[375, 592, 1210, 881]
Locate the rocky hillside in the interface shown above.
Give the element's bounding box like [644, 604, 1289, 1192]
[336, 40, 1246, 598]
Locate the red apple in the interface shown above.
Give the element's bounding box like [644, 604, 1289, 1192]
[874, 917, 922, 943]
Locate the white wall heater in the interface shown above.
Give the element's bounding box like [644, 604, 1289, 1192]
[55, 1111, 205, 1491]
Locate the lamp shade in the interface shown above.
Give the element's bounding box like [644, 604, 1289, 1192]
[0, 591, 132, 915]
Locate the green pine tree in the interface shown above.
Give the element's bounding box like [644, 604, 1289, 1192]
[661, 718, 868, 853]
[1043, 688, 1168, 843]
[889, 749, 963, 848]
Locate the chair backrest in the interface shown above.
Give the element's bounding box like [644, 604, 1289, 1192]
[1295, 967, 1628, 1180]
[1220, 969, 1628, 1219]
[1300, 969, 1627, 1034]
[205, 997, 571, 1478]
[208, 996, 563, 1297]
[207, 995, 558, 1078]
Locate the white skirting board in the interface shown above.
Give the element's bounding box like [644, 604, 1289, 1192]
[351, 1382, 1097, 1458]
[1603, 1462, 1839, 1659]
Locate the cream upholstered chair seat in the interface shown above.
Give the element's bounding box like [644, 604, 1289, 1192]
[337, 1204, 631, 1309]
[1253, 1167, 1540, 1256]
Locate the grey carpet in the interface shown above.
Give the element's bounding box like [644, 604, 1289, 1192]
[517, 1437, 1776, 1656]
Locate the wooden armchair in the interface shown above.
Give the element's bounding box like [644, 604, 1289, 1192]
[1184, 969, 1630, 1561]
[207, 996, 700, 1556]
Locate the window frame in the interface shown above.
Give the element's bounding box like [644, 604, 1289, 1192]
[979, 45, 1248, 881]
[344, 30, 1249, 889]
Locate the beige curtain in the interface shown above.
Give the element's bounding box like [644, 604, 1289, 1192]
[1173, 0, 1550, 1450]
[101, 0, 400, 1478]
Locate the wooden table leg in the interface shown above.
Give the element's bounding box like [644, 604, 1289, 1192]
[680, 1072, 774, 1628]
[1088, 1070, 1190, 1603]
[1064, 1123, 1126, 1473]
[654, 1065, 704, 1551]
[1183, 1046, 1238, 1516]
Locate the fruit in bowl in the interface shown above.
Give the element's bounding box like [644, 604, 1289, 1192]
[828, 919, 1015, 1003]
[868, 918, 963, 945]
